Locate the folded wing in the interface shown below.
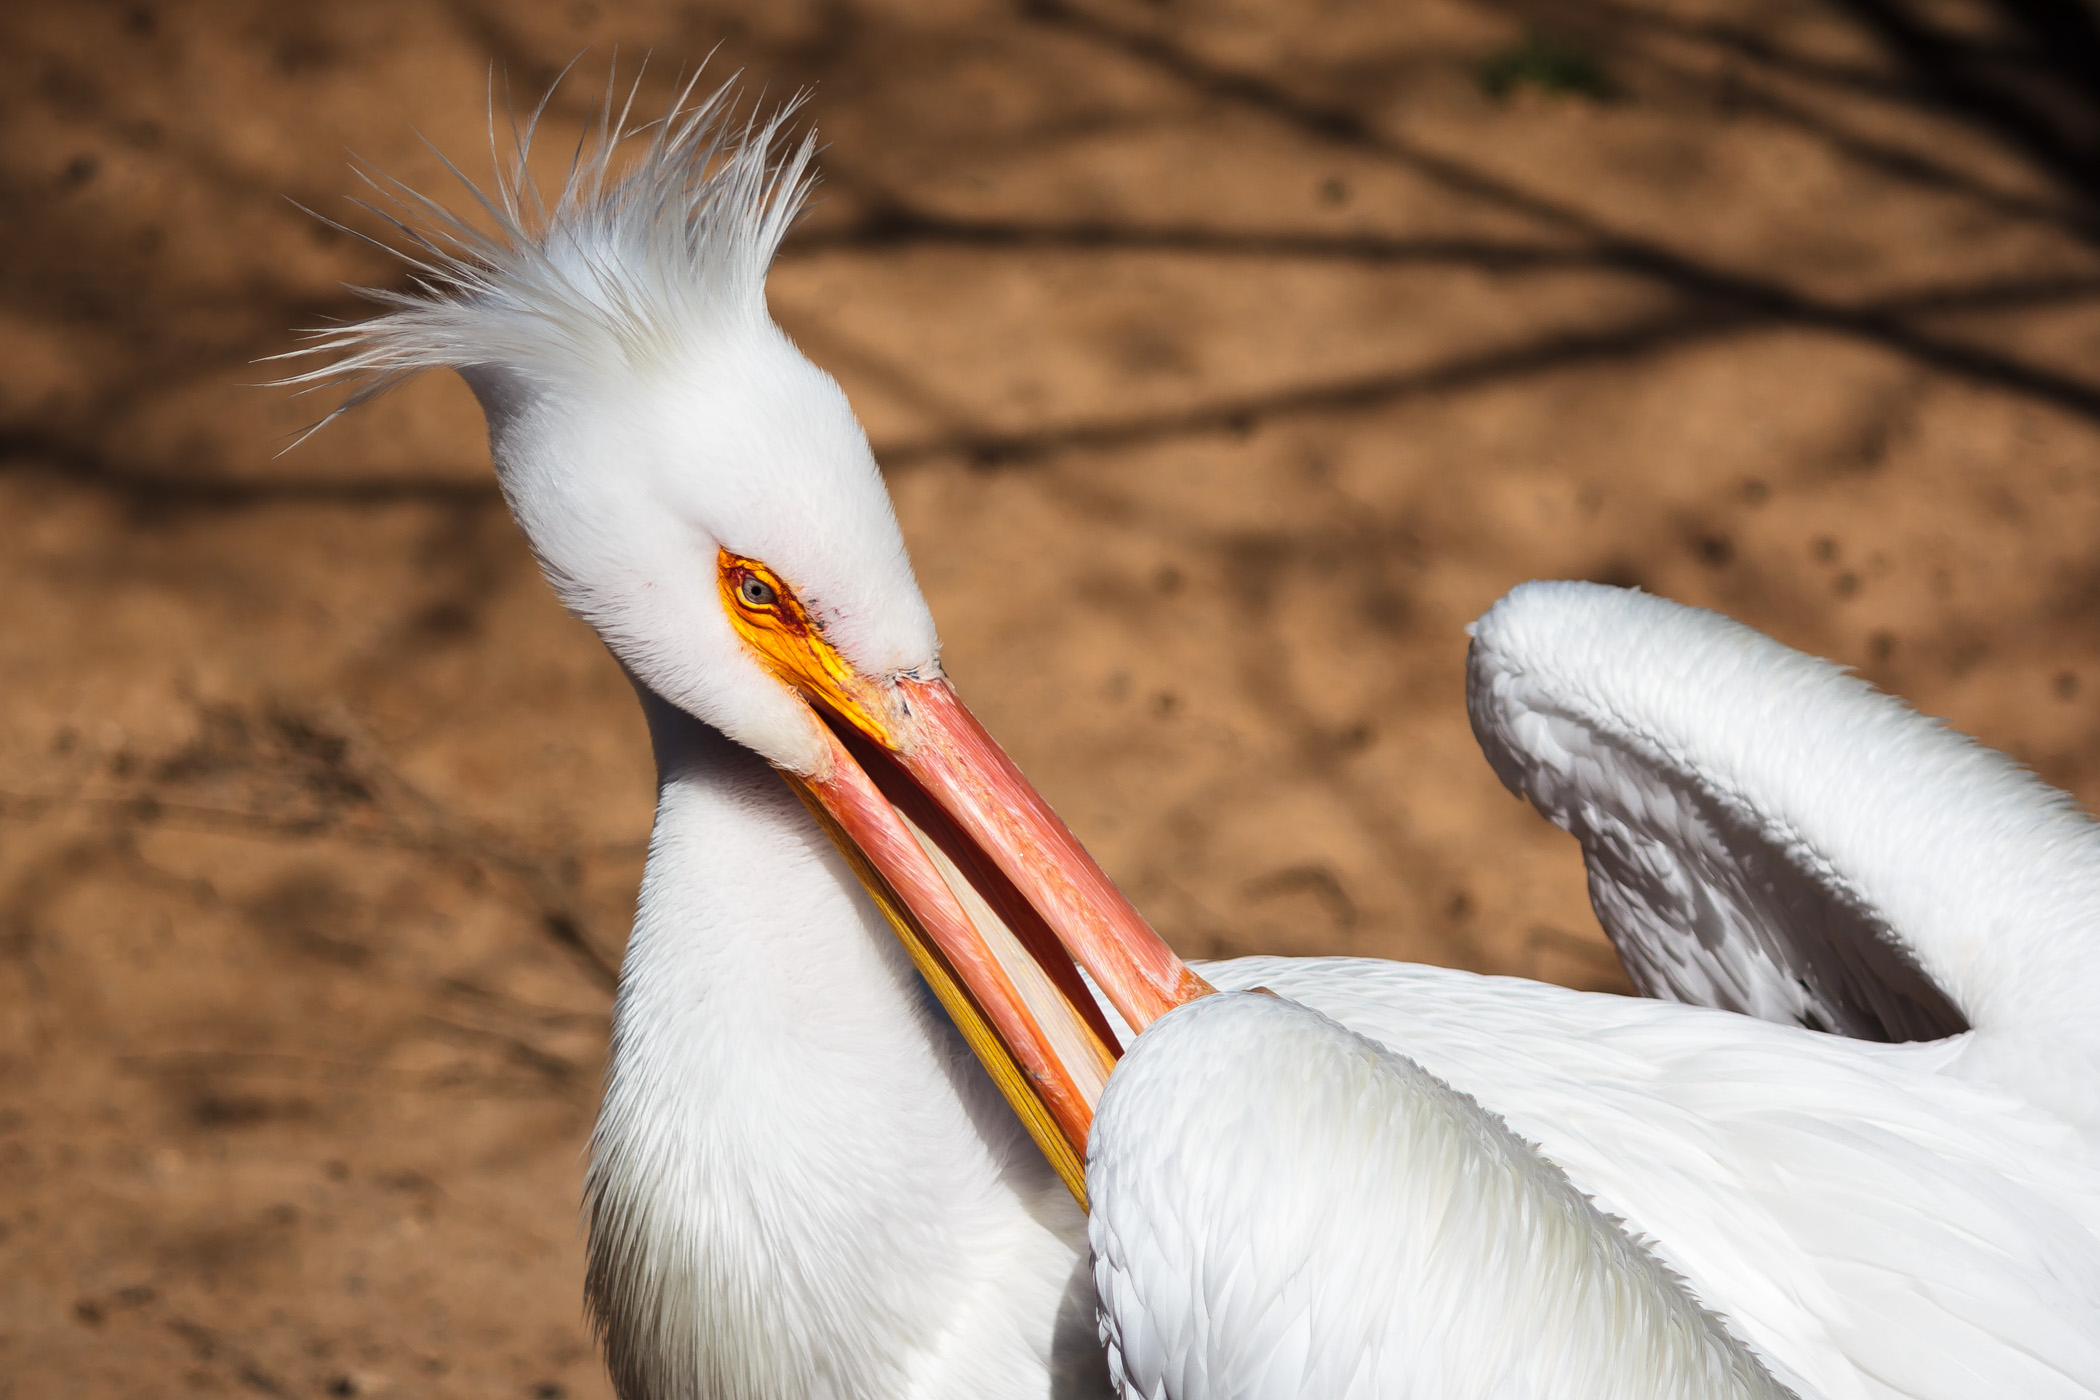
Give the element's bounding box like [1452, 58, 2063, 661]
[1087, 990, 1799, 1400]
[1466, 582, 2100, 1133]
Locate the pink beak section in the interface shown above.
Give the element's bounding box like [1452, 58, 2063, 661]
[800, 725, 1103, 1155]
[789, 675, 1213, 1206]
[892, 678, 1213, 1035]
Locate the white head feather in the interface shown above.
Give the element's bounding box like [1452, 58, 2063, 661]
[285, 75, 940, 773]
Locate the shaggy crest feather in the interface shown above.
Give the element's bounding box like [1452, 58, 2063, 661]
[278, 69, 817, 423]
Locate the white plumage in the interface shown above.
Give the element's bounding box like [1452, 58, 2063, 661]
[1469, 581, 2100, 1139]
[1130, 959, 2100, 1399]
[299, 78, 2100, 1400]
[587, 693, 1097, 1399]
[1089, 991, 1792, 1400]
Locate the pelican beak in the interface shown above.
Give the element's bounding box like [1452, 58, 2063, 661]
[719, 550, 1213, 1204]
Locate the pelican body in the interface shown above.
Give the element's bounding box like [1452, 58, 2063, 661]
[294, 78, 2100, 1400]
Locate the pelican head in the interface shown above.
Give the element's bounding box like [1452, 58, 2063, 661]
[300, 84, 934, 773]
[292, 76, 1210, 1198]
[474, 315, 936, 775]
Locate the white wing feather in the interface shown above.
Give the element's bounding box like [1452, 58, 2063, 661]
[1089, 992, 1797, 1400]
[1164, 958, 2100, 1400]
[1467, 581, 2100, 1139]
[1086, 585, 2100, 1397]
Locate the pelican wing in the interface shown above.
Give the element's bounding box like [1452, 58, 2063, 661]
[1202, 958, 2100, 1400]
[1088, 991, 1795, 1400]
[1466, 583, 2100, 1082]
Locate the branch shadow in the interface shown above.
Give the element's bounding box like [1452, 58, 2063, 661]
[994, 0, 2100, 435]
[1827, 0, 2100, 197]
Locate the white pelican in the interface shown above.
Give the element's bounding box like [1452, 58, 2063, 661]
[292, 79, 2100, 1400]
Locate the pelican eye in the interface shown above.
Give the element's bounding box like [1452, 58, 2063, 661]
[739, 575, 778, 608]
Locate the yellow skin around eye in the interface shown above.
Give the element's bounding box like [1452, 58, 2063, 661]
[716, 548, 903, 749]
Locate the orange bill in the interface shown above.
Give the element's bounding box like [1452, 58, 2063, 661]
[716, 549, 1215, 1203]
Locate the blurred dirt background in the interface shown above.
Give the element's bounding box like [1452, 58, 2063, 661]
[8, 0, 2100, 1394]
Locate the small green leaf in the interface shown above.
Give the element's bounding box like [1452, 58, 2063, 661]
[1478, 32, 1620, 103]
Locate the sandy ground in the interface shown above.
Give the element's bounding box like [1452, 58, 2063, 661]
[7, 0, 2100, 1395]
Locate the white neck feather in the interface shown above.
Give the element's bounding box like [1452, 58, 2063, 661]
[584, 686, 1105, 1400]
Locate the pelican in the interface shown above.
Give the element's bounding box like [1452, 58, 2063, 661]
[291, 79, 2100, 1400]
